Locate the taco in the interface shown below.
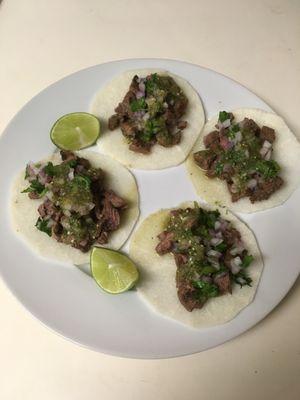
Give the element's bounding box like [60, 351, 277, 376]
[129, 202, 263, 328]
[186, 108, 300, 213]
[90, 69, 205, 169]
[11, 150, 139, 264]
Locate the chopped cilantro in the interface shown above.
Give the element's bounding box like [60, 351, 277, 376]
[22, 179, 48, 197]
[130, 97, 147, 112]
[145, 73, 159, 94]
[228, 124, 240, 139]
[193, 280, 219, 297]
[255, 160, 280, 179]
[201, 266, 218, 275]
[215, 242, 227, 252]
[43, 162, 56, 177]
[233, 271, 252, 288]
[73, 174, 91, 189]
[35, 217, 52, 236]
[215, 161, 224, 175]
[242, 254, 254, 268]
[219, 111, 230, 123]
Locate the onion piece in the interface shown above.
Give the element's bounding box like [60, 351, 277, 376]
[230, 257, 242, 274]
[210, 237, 223, 246]
[230, 244, 245, 256]
[208, 259, 220, 270]
[68, 169, 74, 181]
[207, 249, 222, 258]
[247, 179, 257, 189]
[214, 221, 221, 230]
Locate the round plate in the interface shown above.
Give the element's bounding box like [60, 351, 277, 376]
[0, 59, 299, 359]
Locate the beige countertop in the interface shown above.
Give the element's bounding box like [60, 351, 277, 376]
[0, 0, 299, 399]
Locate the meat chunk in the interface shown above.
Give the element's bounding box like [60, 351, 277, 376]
[101, 196, 121, 231]
[177, 120, 187, 130]
[97, 231, 108, 245]
[260, 126, 275, 143]
[155, 231, 174, 255]
[108, 114, 120, 130]
[223, 227, 241, 246]
[193, 150, 216, 170]
[156, 131, 181, 147]
[129, 141, 151, 154]
[105, 190, 127, 209]
[38, 199, 62, 222]
[214, 273, 232, 294]
[249, 176, 283, 202]
[174, 253, 188, 267]
[120, 121, 136, 138]
[240, 118, 260, 136]
[28, 192, 41, 200]
[176, 279, 205, 312]
[60, 150, 77, 162]
[203, 131, 220, 149]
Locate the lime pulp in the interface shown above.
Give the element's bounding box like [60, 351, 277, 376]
[50, 112, 100, 151]
[90, 247, 139, 294]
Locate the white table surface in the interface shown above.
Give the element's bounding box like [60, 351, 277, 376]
[0, 1, 299, 399]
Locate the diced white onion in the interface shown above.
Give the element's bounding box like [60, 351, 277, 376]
[208, 259, 220, 269]
[214, 221, 221, 230]
[207, 249, 222, 258]
[210, 237, 223, 246]
[68, 169, 74, 180]
[265, 151, 271, 160]
[222, 119, 231, 128]
[46, 191, 53, 201]
[263, 140, 272, 149]
[230, 257, 242, 274]
[235, 131, 242, 143]
[247, 179, 257, 189]
[230, 245, 245, 256]
[47, 219, 55, 228]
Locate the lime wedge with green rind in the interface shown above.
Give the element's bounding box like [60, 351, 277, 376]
[50, 112, 100, 151]
[90, 247, 139, 294]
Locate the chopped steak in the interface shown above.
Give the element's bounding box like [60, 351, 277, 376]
[156, 204, 254, 312]
[22, 151, 127, 252]
[108, 73, 188, 154]
[193, 111, 283, 203]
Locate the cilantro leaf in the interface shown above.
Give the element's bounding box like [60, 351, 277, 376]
[22, 179, 48, 197]
[43, 162, 56, 177]
[219, 111, 230, 123]
[35, 218, 52, 236]
[242, 254, 254, 268]
[145, 73, 159, 94]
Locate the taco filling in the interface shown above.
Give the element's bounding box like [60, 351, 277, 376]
[108, 73, 188, 154]
[22, 150, 127, 252]
[155, 204, 254, 312]
[193, 111, 283, 203]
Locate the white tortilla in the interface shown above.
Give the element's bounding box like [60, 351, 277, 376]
[186, 108, 300, 213]
[90, 69, 205, 170]
[129, 202, 263, 328]
[10, 150, 139, 264]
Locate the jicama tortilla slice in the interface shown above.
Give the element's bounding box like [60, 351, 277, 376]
[129, 202, 263, 328]
[186, 108, 300, 213]
[90, 69, 205, 170]
[10, 150, 139, 265]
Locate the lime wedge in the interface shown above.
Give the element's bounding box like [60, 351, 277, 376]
[50, 112, 100, 150]
[90, 247, 139, 294]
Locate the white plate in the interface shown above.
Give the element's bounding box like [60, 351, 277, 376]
[0, 59, 299, 359]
